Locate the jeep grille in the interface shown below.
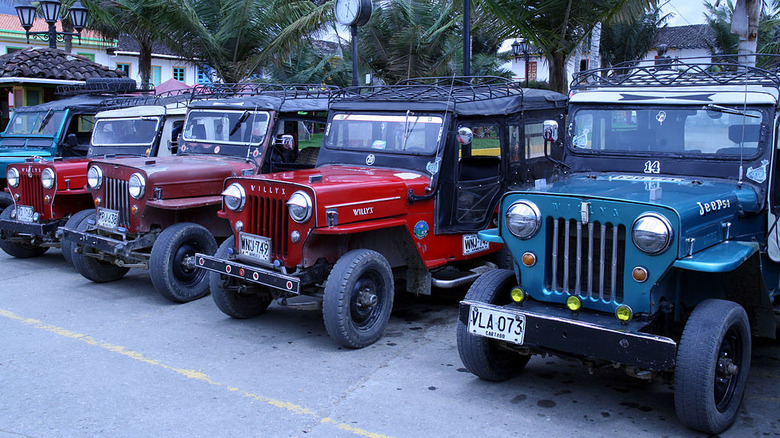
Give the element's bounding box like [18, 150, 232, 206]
[104, 177, 130, 226]
[246, 194, 289, 259]
[19, 174, 45, 214]
[547, 218, 626, 303]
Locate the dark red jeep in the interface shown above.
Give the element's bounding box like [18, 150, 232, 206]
[0, 92, 189, 262]
[195, 77, 567, 348]
[61, 84, 334, 303]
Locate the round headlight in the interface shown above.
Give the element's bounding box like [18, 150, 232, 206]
[632, 212, 673, 255]
[128, 173, 146, 199]
[41, 168, 55, 189]
[6, 167, 19, 187]
[287, 191, 313, 223]
[222, 183, 246, 211]
[87, 165, 103, 190]
[506, 200, 541, 239]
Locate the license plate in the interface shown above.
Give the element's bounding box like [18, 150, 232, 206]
[238, 232, 271, 264]
[16, 205, 34, 222]
[463, 233, 490, 255]
[468, 305, 526, 345]
[97, 207, 119, 229]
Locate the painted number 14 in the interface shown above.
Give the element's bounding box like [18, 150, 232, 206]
[644, 160, 660, 174]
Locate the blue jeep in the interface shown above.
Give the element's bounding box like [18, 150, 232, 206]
[457, 57, 780, 434]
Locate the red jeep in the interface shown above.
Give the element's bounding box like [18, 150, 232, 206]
[195, 77, 567, 348]
[0, 89, 184, 261]
[61, 84, 334, 303]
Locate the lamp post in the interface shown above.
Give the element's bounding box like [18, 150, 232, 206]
[15, 0, 89, 50]
[512, 38, 530, 87]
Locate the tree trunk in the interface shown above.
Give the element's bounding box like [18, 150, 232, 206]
[589, 22, 601, 71]
[138, 34, 153, 89]
[549, 52, 568, 95]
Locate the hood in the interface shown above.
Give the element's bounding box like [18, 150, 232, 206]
[0, 150, 54, 177]
[93, 155, 255, 200]
[248, 165, 431, 226]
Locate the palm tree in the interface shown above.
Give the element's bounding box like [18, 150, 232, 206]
[478, 0, 659, 93]
[705, 0, 780, 65]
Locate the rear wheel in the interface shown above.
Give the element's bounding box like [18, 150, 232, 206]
[674, 299, 751, 434]
[210, 237, 273, 318]
[60, 209, 93, 265]
[72, 214, 129, 283]
[150, 223, 216, 303]
[457, 269, 530, 381]
[323, 249, 394, 349]
[0, 207, 49, 258]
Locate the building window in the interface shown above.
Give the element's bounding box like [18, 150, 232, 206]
[77, 52, 95, 62]
[152, 65, 162, 86]
[197, 66, 212, 84]
[173, 67, 185, 82]
[116, 63, 131, 77]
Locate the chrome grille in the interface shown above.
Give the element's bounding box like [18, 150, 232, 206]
[246, 194, 289, 259]
[548, 218, 625, 302]
[20, 174, 45, 213]
[104, 177, 130, 226]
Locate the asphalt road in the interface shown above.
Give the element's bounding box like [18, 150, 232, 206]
[1, 249, 778, 438]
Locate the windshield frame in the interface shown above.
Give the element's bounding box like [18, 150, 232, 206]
[182, 109, 271, 147]
[323, 111, 445, 156]
[5, 110, 68, 137]
[566, 104, 770, 161]
[91, 116, 163, 148]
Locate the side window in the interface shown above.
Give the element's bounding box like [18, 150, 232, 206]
[524, 121, 546, 160]
[467, 124, 501, 158]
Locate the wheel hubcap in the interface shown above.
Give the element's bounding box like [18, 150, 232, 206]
[714, 326, 743, 412]
[172, 242, 203, 286]
[350, 271, 383, 327]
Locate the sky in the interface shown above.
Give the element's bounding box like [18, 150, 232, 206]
[661, 1, 711, 26]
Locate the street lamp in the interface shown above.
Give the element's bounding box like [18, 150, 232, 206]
[16, 0, 89, 49]
[512, 38, 530, 87]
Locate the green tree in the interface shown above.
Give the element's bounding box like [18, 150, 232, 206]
[478, 0, 658, 93]
[600, 8, 666, 68]
[705, 0, 780, 59]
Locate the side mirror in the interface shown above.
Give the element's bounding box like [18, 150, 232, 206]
[456, 127, 473, 146]
[274, 134, 295, 151]
[543, 120, 558, 142]
[65, 133, 79, 148]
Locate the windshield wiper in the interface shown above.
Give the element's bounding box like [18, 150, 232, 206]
[38, 109, 54, 131]
[401, 110, 419, 151]
[229, 111, 250, 136]
[704, 104, 760, 118]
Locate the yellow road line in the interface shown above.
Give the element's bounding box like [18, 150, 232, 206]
[0, 308, 393, 438]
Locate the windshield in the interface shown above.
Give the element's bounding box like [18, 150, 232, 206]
[182, 110, 270, 154]
[92, 116, 162, 147]
[570, 106, 766, 158]
[5, 110, 67, 137]
[325, 112, 444, 155]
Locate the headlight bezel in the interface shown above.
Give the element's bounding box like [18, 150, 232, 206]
[505, 200, 542, 240]
[128, 172, 146, 199]
[287, 190, 313, 223]
[6, 167, 19, 188]
[41, 167, 55, 189]
[222, 183, 246, 212]
[87, 165, 103, 190]
[631, 212, 674, 255]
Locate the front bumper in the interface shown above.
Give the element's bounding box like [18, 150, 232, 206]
[459, 299, 677, 371]
[195, 252, 300, 294]
[1, 217, 65, 239]
[59, 226, 156, 262]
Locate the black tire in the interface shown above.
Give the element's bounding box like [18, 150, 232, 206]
[457, 269, 530, 381]
[149, 222, 217, 303]
[0, 207, 49, 258]
[0, 192, 12, 210]
[295, 147, 319, 166]
[210, 238, 273, 318]
[491, 245, 514, 270]
[71, 213, 130, 283]
[60, 209, 93, 266]
[674, 299, 751, 434]
[323, 249, 394, 349]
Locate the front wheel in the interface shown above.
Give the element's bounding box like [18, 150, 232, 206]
[457, 269, 530, 381]
[674, 299, 751, 434]
[0, 207, 49, 258]
[61, 209, 93, 265]
[210, 237, 272, 318]
[323, 249, 394, 349]
[149, 222, 216, 303]
[71, 213, 129, 283]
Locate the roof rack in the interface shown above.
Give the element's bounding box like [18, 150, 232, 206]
[333, 76, 524, 104]
[571, 55, 780, 91]
[98, 88, 194, 109]
[189, 83, 339, 102]
[56, 78, 155, 97]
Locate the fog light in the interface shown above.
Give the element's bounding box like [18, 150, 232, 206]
[33, 212, 40, 222]
[94, 197, 101, 207]
[521, 252, 536, 267]
[566, 295, 582, 312]
[510, 287, 525, 303]
[291, 230, 301, 243]
[632, 266, 648, 283]
[44, 195, 51, 204]
[616, 304, 633, 322]
[131, 205, 138, 215]
[235, 220, 243, 232]
[10, 209, 15, 219]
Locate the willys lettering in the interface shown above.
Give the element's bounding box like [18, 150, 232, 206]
[249, 184, 286, 195]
